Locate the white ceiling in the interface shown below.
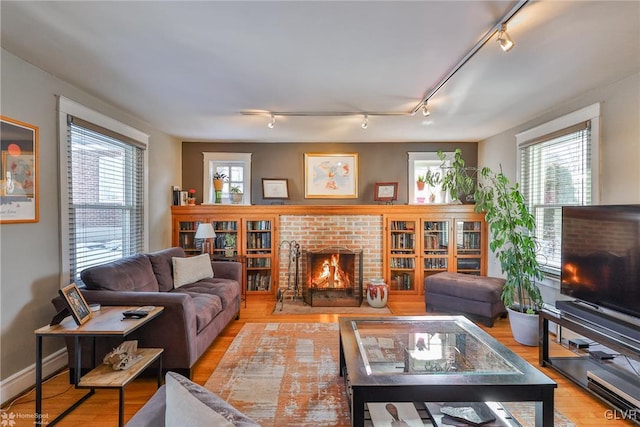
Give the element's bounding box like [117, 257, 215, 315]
[1, 1, 639, 143]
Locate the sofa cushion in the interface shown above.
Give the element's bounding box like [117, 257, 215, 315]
[172, 254, 213, 288]
[147, 247, 185, 292]
[171, 291, 223, 333]
[81, 254, 159, 292]
[165, 372, 260, 427]
[177, 278, 238, 309]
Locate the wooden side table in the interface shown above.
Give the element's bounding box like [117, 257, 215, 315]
[212, 254, 247, 308]
[34, 306, 164, 426]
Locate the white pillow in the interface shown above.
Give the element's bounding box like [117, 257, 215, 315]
[165, 372, 234, 427]
[172, 254, 213, 288]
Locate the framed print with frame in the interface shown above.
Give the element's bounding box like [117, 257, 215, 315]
[59, 283, 92, 326]
[262, 178, 290, 199]
[1, 116, 39, 223]
[304, 153, 358, 198]
[374, 182, 398, 202]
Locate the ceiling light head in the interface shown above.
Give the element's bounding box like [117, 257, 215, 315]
[497, 23, 515, 52]
[267, 114, 275, 129]
[422, 104, 431, 117]
[361, 114, 368, 129]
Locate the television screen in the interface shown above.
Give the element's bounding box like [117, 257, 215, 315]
[561, 205, 640, 319]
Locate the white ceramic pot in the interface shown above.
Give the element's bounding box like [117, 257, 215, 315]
[507, 307, 539, 346]
[366, 283, 389, 308]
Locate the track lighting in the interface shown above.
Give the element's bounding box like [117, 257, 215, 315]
[267, 114, 275, 129]
[497, 23, 515, 52]
[422, 104, 430, 117]
[361, 115, 368, 129]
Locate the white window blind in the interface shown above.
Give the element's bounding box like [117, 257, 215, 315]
[519, 121, 592, 274]
[67, 116, 146, 283]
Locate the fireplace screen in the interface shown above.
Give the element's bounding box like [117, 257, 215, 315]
[304, 247, 363, 307]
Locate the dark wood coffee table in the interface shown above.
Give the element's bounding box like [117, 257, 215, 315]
[339, 316, 556, 427]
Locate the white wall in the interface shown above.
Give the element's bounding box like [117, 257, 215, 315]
[0, 49, 181, 401]
[478, 72, 640, 302]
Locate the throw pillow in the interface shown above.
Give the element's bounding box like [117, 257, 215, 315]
[165, 372, 233, 427]
[172, 253, 213, 288]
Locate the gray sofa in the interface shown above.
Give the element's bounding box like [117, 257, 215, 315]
[52, 247, 241, 379]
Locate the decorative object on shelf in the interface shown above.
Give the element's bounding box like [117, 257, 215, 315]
[102, 340, 142, 371]
[438, 148, 476, 204]
[58, 283, 92, 325]
[374, 182, 398, 204]
[187, 188, 196, 205]
[1, 115, 39, 223]
[474, 165, 544, 346]
[195, 223, 216, 254]
[262, 178, 289, 200]
[213, 172, 227, 204]
[230, 185, 243, 204]
[224, 233, 236, 257]
[366, 279, 389, 308]
[304, 152, 358, 199]
[416, 174, 426, 191]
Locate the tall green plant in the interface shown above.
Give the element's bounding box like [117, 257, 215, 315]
[474, 166, 544, 313]
[438, 149, 475, 202]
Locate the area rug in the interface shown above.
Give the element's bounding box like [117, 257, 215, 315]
[272, 299, 392, 315]
[204, 322, 575, 427]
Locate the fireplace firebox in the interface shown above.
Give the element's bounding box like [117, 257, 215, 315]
[304, 247, 363, 307]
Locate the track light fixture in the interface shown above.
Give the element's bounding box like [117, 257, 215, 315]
[361, 115, 368, 129]
[422, 104, 431, 117]
[267, 114, 275, 129]
[497, 23, 515, 52]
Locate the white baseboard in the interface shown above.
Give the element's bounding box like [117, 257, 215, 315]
[1, 348, 68, 405]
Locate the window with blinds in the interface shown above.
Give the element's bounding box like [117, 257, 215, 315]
[66, 116, 145, 283]
[519, 121, 592, 275]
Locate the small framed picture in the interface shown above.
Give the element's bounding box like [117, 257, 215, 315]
[59, 283, 92, 325]
[374, 182, 398, 202]
[262, 178, 290, 199]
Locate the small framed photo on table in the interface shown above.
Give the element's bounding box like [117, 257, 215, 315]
[374, 182, 398, 202]
[59, 283, 92, 325]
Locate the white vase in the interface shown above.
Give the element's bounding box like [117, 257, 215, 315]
[366, 283, 389, 308]
[507, 307, 539, 346]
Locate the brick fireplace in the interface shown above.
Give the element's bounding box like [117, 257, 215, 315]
[304, 247, 363, 306]
[278, 214, 383, 305]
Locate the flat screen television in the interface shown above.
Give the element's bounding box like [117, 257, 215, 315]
[560, 205, 640, 323]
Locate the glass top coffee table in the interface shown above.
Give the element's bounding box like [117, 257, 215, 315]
[338, 316, 556, 427]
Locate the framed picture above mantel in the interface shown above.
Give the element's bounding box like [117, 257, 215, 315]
[304, 152, 358, 199]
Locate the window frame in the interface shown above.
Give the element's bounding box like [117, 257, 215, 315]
[516, 103, 600, 278]
[202, 152, 252, 205]
[408, 151, 453, 204]
[58, 96, 149, 287]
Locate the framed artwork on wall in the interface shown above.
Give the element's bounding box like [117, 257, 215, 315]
[1, 116, 39, 223]
[304, 153, 358, 199]
[262, 178, 290, 199]
[374, 182, 398, 202]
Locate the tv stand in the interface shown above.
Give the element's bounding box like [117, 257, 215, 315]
[540, 309, 640, 424]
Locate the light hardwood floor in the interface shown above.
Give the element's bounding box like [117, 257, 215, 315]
[3, 298, 635, 426]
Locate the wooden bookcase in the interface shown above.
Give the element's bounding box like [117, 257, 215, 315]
[384, 208, 487, 295]
[172, 208, 278, 295]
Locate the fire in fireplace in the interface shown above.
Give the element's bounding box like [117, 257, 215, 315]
[304, 247, 363, 307]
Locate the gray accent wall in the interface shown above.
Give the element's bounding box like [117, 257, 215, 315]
[0, 49, 180, 388]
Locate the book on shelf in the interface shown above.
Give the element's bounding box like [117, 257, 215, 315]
[368, 402, 423, 427]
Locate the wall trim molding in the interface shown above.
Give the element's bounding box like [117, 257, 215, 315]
[0, 348, 68, 406]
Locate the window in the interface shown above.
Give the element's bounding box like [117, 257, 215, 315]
[517, 104, 600, 276]
[408, 151, 453, 204]
[202, 153, 252, 204]
[59, 97, 148, 285]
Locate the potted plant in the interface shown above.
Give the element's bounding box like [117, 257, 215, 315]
[223, 233, 236, 257]
[438, 149, 476, 204]
[230, 185, 243, 204]
[474, 165, 544, 346]
[212, 172, 227, 204]
[187, 188, 196, 205]
[424, 170, 441, 203]
[416, 174, 427, 191]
